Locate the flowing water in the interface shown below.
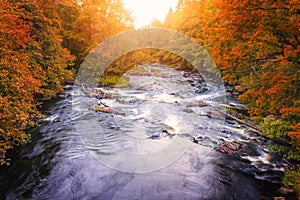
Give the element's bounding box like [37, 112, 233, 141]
[0, 65, 289, 199]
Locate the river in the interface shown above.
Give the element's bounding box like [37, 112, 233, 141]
[0, 64, 288, 199]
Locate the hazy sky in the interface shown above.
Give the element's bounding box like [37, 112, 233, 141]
[122, 0, 178, 29]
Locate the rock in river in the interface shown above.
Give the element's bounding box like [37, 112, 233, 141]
[215, 141, 243, 155]
[86, 88, 113, 99]
[90, 105, 113, 113]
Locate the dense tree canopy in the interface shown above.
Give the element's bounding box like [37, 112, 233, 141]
[58, 0, 132, 67]
[0, 0, 132, 165]
[0, 0, 76, 165]
[161, 0, 299, 191]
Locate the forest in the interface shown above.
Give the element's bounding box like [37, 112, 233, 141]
[0, 0, 299, 196]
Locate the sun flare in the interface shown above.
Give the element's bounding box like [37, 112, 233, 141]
[122, 0, 178, 29]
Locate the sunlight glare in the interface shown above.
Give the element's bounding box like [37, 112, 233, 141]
[123, 0, 178, 29]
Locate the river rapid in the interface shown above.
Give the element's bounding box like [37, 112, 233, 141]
[0, 64, 289, 199]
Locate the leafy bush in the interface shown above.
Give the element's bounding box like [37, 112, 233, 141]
[283, 170, 300, 193]
[260, 118, 291, 139]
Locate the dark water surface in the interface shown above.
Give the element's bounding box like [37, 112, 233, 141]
[0, 65, 288, 199]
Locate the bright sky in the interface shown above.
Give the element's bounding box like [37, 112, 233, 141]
[122, 0, 178, 29]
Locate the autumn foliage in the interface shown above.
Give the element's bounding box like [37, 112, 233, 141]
[0, 0, 132, 165]
[161, 0, 299, 191]
[0, 0, 76, 164]
[1, 0, 299, 193]
[1, 0, 42, 164]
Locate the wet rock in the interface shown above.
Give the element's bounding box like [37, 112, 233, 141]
[273, 197, 285, 200]
[215, 141, 243, 155]
[232, 92, 240, 96]
[229, 103, 247, 111]
[193, 138, 198, 143]
[186, 101, 208, 108]
[195, 87, 209, 94]
[226, 103, 249, 116]
[226, 92, 232, 97]
[150, 135, 160, 140]
[207, 111, 225, 120]
[197, 101, 208, 107]
[63, 80, 74, 85]
[184, 108, 193, 113]
[215, 140, 264, 157]
[162, 129, 169, 134]
[86, 89, 112, 99]
[91, 105, 113, 113]
[98, 100, 110, 107]
[194, 136, 217, 147]
[183, 72, 190, 78]
[162, 129, 173, 136]
[57, 93, 65, 98]
[63, 84, 73, 90]
[227, 112, 248, 120]
[116, 97, 139, 104]
[278, 186, 294, 195]
[224, 83, 245, 99]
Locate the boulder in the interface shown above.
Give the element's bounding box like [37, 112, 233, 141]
[86, 89, 112, 99]
[91, 105, 113, 113]
[207, 111, 225, 120]
[278, 186, 294, 195]
[215, 141, 243, 155]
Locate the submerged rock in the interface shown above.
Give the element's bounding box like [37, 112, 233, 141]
[184, 108, 193, 113]
[197, 101, 208, 107]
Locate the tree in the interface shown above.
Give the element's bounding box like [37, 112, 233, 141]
[162, 0, 300, 191]
[0, 0, 74, 164]
[58, 0, 133, 67]
[0, 0, 41, 164]
[0, 0, 133, 164]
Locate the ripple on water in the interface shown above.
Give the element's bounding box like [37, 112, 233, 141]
[0, 65, 288, 199]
